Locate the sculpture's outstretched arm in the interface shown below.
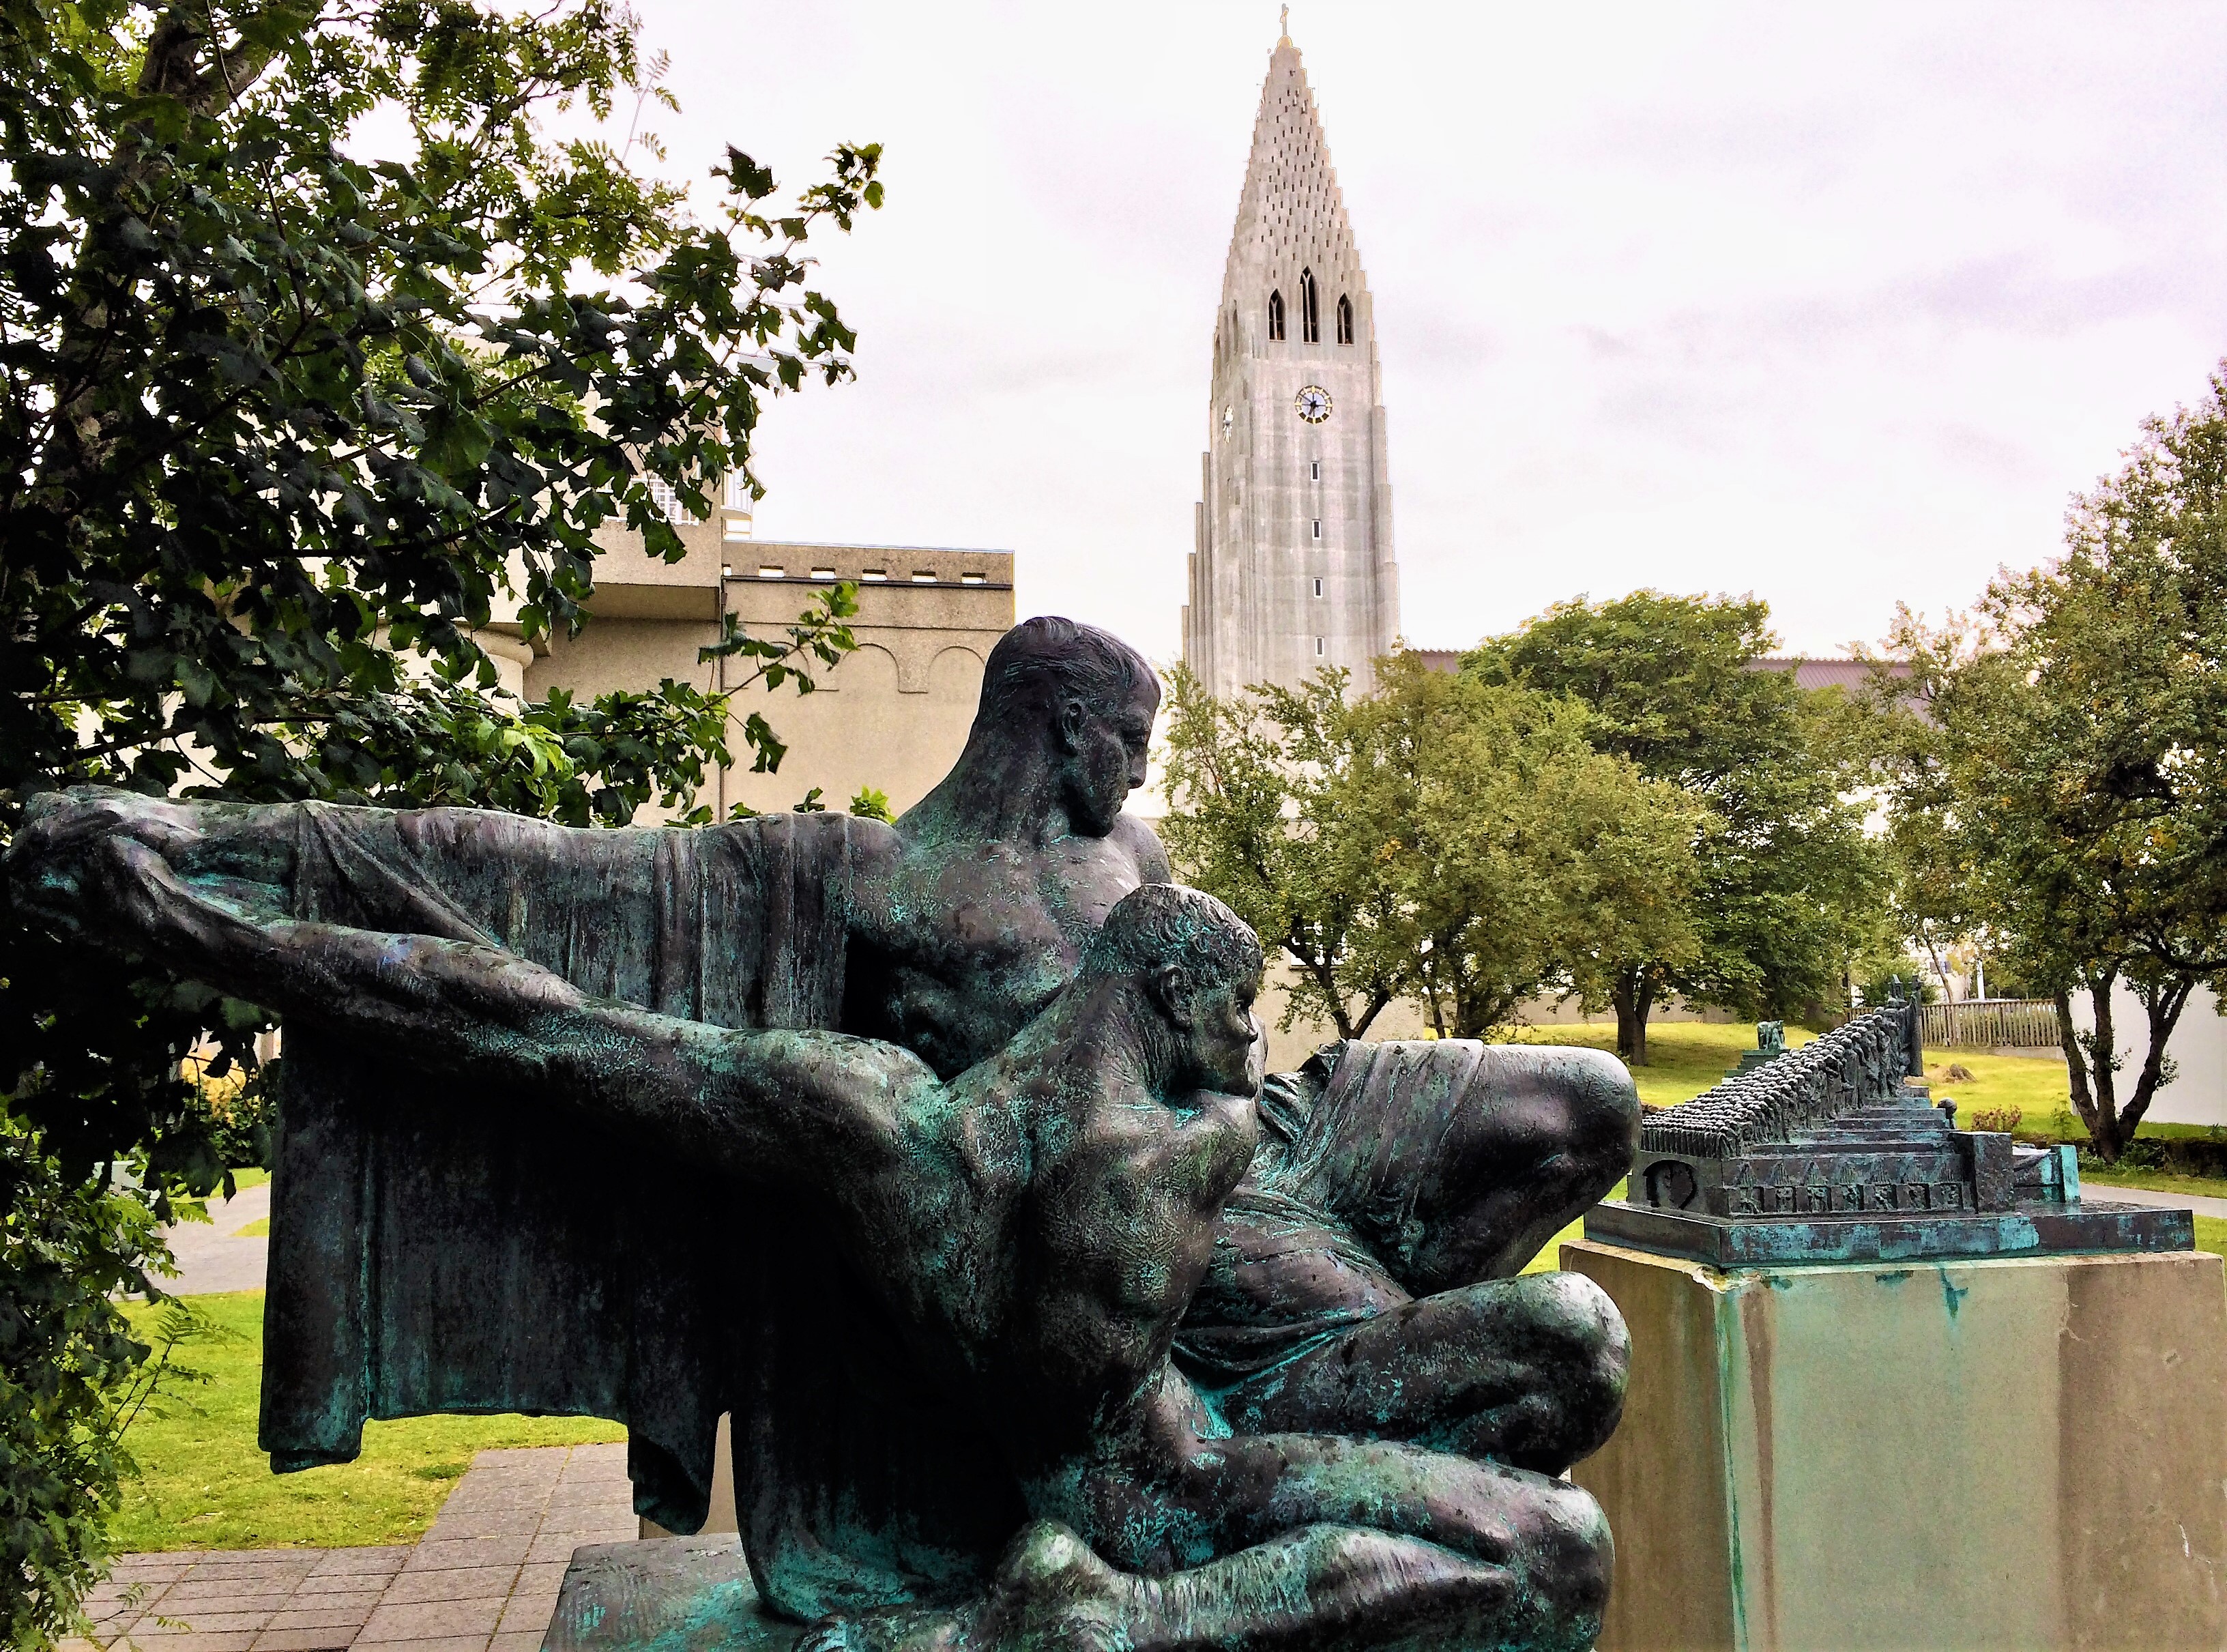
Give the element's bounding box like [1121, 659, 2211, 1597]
[35, 829, 933, 1195]
[9, 785, 653, 955]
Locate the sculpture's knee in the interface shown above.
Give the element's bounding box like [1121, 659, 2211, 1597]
[1510, 1480, 1614, 1652]
[1560, 1047, 1642, 1198]
[1505, 1272, 1629, 1471]
[1549, 1272, 1630, 1464]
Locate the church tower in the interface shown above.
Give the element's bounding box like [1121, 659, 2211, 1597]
[1183, 20, 1398, 699]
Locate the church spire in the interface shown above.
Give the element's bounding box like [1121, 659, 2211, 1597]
[1183, 25, 1399, 699]
[1219, 23, 1360, 336]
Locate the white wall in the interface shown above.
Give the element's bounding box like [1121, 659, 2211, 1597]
[2073, 981, 2227, 1128]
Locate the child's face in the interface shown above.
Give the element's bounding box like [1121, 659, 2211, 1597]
[1180, 970, 1264, 1097]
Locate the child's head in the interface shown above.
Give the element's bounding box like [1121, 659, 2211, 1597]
[1082, 884, 1263, 1095]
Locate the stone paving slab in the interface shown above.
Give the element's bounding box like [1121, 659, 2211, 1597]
[2085, 1181, 2227, 1219]
[149, 1180, 273, 1296]
[67, 1443, 639, 1652]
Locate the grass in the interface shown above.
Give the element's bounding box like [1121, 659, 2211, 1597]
[114, 1292, 623, 1552]
[1499, 1019, 1789, 1110]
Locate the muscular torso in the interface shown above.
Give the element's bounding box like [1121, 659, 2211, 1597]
[853, 1031, 1256, 1473]
[1010, 1082, 1255, 1456]
[843, 813, 1169, 1078]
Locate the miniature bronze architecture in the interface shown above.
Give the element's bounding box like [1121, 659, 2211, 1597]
[1590, 993, 2191, 1267]
[12, 619, 1638, 1652]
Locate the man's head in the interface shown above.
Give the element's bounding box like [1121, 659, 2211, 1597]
[1080, 883, 1264, 1096]
[972, 618, 1158, 837]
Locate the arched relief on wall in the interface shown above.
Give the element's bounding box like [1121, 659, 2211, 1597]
[816, 641, 898, 694]
[927, 645, 987, 707]
[861, 635, 1000, 694]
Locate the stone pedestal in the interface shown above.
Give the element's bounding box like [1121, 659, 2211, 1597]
[1562, 1238, 2227, 1652]
[546, 1536, 801, 1652]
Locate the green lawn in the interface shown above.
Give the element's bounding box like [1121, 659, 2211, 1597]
[1499, 1019, 1784, 1110]
[115, 1292, 622, 1552]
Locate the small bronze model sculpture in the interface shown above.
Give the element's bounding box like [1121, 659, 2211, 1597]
[12, 618, 1638, 1652]
[1597, 990, 2189, 1266]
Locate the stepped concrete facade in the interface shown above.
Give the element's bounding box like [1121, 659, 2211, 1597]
[1184, 27, 1399, 698]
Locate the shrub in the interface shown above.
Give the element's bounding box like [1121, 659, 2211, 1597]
[0, 1118, 169, 1647]
[1970, 1105, 2022, 1133]
[180, 1062, 274, 1176]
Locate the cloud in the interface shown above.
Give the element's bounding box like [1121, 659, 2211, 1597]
[632, 0, 2227, 661]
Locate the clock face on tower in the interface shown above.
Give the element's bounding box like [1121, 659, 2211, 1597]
[1294, 385, 1332, 424]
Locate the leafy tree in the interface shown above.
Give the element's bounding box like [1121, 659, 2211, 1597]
[0, 0, 882, 1633]
[1160, 665, 1405, 1040]
[1161, 656, 1701, 1044]
[1884, 367, 2227, 1161]
[1466, 592, 1885, 1063]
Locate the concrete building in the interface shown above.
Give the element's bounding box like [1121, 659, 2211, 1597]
[487, 495, 1014, 821]
[1183, 24, 1399, 698]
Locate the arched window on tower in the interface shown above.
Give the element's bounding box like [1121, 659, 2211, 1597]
[1268, 289, 1285, 341]
[1300, 268, 1320, 343]
[1337, 293, 1354, 345]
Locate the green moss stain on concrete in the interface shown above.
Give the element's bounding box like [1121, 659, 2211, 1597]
[1939, 1270, 1970, 1320]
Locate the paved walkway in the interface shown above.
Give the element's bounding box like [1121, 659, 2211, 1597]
[68, 1444, 637, 1652]
[2086, 1183, 2227, 1220]
[156, 1180, 272, 1296]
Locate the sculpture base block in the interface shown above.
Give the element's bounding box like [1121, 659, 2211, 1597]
[546, 1536, 803, 1652]
[1563, 1237, 2227, 1651]
[1584, 1196, 2191, 1266]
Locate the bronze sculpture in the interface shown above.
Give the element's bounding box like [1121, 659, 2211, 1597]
[12, 618, 1638, 1651]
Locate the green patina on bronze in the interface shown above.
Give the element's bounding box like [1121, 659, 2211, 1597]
[11, 618, 1640, 1652]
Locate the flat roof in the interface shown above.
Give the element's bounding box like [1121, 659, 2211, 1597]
[744, 538, 1016, 555]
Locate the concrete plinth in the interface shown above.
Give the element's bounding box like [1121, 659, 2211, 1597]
[547, 1535, 802, 1651]
[1563, 1238, 2227, 1652]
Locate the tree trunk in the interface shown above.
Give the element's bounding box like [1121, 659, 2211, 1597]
[1919, 921, 1955, 1002]
[2119, 975, 2198, 1140]
[1298, 951, 1358, 1041]
[1346, 988, 1392, 1041]
[2057, 970, 2125, 1160]
[1612, 970, 1655, 1065]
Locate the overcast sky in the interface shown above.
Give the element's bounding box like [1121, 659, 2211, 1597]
[624, 1, 2227, 661]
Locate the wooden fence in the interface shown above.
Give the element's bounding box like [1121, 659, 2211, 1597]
[1919, 998, 2061, 1049]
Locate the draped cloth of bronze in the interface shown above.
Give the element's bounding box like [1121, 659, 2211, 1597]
[257, 803, 1019, 1619]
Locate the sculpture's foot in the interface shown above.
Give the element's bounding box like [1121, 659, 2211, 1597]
[800, 1515, 1590, 1652]
[798, 1522, 1125, 1652]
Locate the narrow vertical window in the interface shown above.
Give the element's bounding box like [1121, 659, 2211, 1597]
[1268, 289, 1285, 341]
[1313, 578, 1324, 598]
[1309, 460, 1320, 481]
[1300, 268, 1320, 343]
[1312, 519, 1322, 540]
[1315, 637, 1326, 656]
[1337, 294, 1354, 345]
